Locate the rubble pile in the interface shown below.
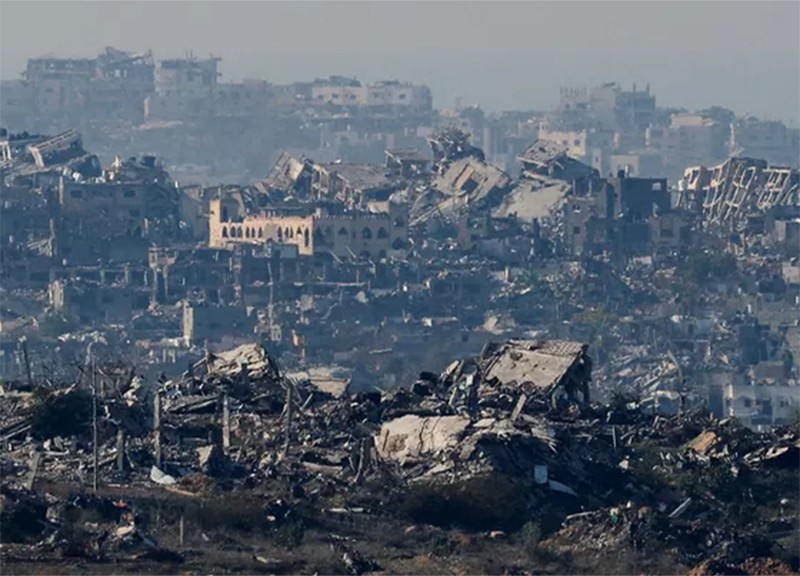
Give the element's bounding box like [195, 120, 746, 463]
[1, 338, 797, 573]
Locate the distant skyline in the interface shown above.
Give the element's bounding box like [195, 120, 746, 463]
[1, 1, 798, 124]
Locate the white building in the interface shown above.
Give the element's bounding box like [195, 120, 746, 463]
[310, 79, 432, 113]
[723, 382, 800, 429]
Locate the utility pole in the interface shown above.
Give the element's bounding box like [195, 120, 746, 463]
[116, 428, 125, 472]
[92, 353, 98, 493]
[222, 393, 230, 455]
[153, 392, 162, 467]
[267, 259, 275, 341]
[21, 337, 33, 388]
[282, 381, 292, 458]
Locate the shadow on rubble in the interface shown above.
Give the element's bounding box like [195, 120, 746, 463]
[29, 386, 93, 440]
[397, 474, 572, 535]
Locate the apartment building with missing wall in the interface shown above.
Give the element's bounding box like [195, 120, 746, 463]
[563, 171, 676, 257]
[16, 48, 155, 123]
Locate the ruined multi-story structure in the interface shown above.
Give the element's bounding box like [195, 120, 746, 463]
[144, 55, 221, 120]
[58, 155, 177, 227]
[563, 171, 673, 256]
[680, 158, 799, 227]
[16, 48, 155, 123]
[24, 57, 97, 116]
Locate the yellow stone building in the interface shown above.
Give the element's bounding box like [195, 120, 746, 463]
[208, 197, 407, 259]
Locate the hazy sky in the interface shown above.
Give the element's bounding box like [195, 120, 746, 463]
[2, 1, 798, 124]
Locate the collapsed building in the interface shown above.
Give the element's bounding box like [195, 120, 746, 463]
[1, 129, 102, 186]
[22, 48, 155, 123]
[681, 158, 799, 227]
[427, 126, 485, 168]
[489, 140, 599, 227]
[516, 139, 599, 186]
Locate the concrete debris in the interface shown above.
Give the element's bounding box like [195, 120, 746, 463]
[376, 414, 470, 464]
[286, 366, 351, 398]
[428, 127, 485, 168]
[480, 339, 591, 403]
[0, 336, 797, 572]
[149, 465, 176, 485]
[492, 178, 571, 224]
[517, 139, 598, 183]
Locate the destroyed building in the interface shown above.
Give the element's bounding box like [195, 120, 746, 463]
[263, 152, 313, 198]
[428, 126, 486, 168]
[384, 148, 430, 179]
[1, 129, 102, 186]
[11, 48, 155, 124]
[680, 158, 799, 228]
[310, 162, 402, 206]
[490, 140, 598, 227]
[516, 139, 599, 186]
[563, 171, 674, 257]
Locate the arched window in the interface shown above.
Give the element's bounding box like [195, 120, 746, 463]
[362, 227, 372, 240]
[377, 227, 389, 239]
[222, 226, 228, 238]
[304, 228, 310, 247]
[258, 228, 264, 238]
[338, 227, 348, 236]
[392, 238, 405, 250]
[296, 227, 303, 235]
[277, 227, 284, 242]
[245, 228, 251, 238]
